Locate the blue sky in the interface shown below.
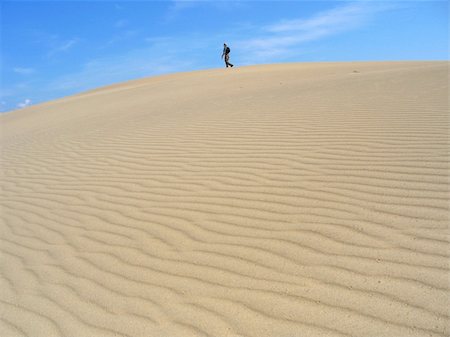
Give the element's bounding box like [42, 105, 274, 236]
[1, 0, 448, 112]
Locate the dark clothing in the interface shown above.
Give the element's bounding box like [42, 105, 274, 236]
[222, 44, 233, 68]
[225, 53, 233, 67]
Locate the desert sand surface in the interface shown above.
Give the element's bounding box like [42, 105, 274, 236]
[1, 61, 449, 337]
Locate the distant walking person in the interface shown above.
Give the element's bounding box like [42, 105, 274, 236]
[222, 43, 234, 68]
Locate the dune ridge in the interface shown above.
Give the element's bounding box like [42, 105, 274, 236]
[1, 62, 449, 337]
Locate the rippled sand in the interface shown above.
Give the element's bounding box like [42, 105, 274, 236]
[1, 62, 449, 337]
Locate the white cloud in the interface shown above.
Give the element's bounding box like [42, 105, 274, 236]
[17, 99, 32, 109]
[13, 67, 36, 75]
[235, 1, 396, 64]
[57, 39, 78, 52]
[103, 30, 138, 48]
[267, 3, 370, 34]
[47, 38, 80, 57]
[46, 39, 196, 93]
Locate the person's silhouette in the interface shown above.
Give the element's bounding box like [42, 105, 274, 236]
[221, 43, 234, 68]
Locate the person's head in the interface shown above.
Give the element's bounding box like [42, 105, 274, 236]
[224, 43, 227, 46]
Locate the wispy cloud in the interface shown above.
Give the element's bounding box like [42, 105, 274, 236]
[267, 2, 372, 34]
[47, 37, 80, 57]
[17, 98, 32, 109]
[13, 67, 36, 75]
[235, 1, 396, 63]
[103, 30, 138, 48]
[47, 38, 196, 93]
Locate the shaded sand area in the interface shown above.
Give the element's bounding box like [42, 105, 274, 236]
[1, 62, 449, 337]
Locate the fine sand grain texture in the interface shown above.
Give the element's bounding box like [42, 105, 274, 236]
[1, 62, 449, 337]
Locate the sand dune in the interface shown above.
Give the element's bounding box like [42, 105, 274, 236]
[1, 62, 449, 337]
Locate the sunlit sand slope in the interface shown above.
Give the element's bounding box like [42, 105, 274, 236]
[1, 62, 449, 337]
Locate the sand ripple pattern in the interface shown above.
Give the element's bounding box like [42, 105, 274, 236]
[1, 62, 449, 337]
